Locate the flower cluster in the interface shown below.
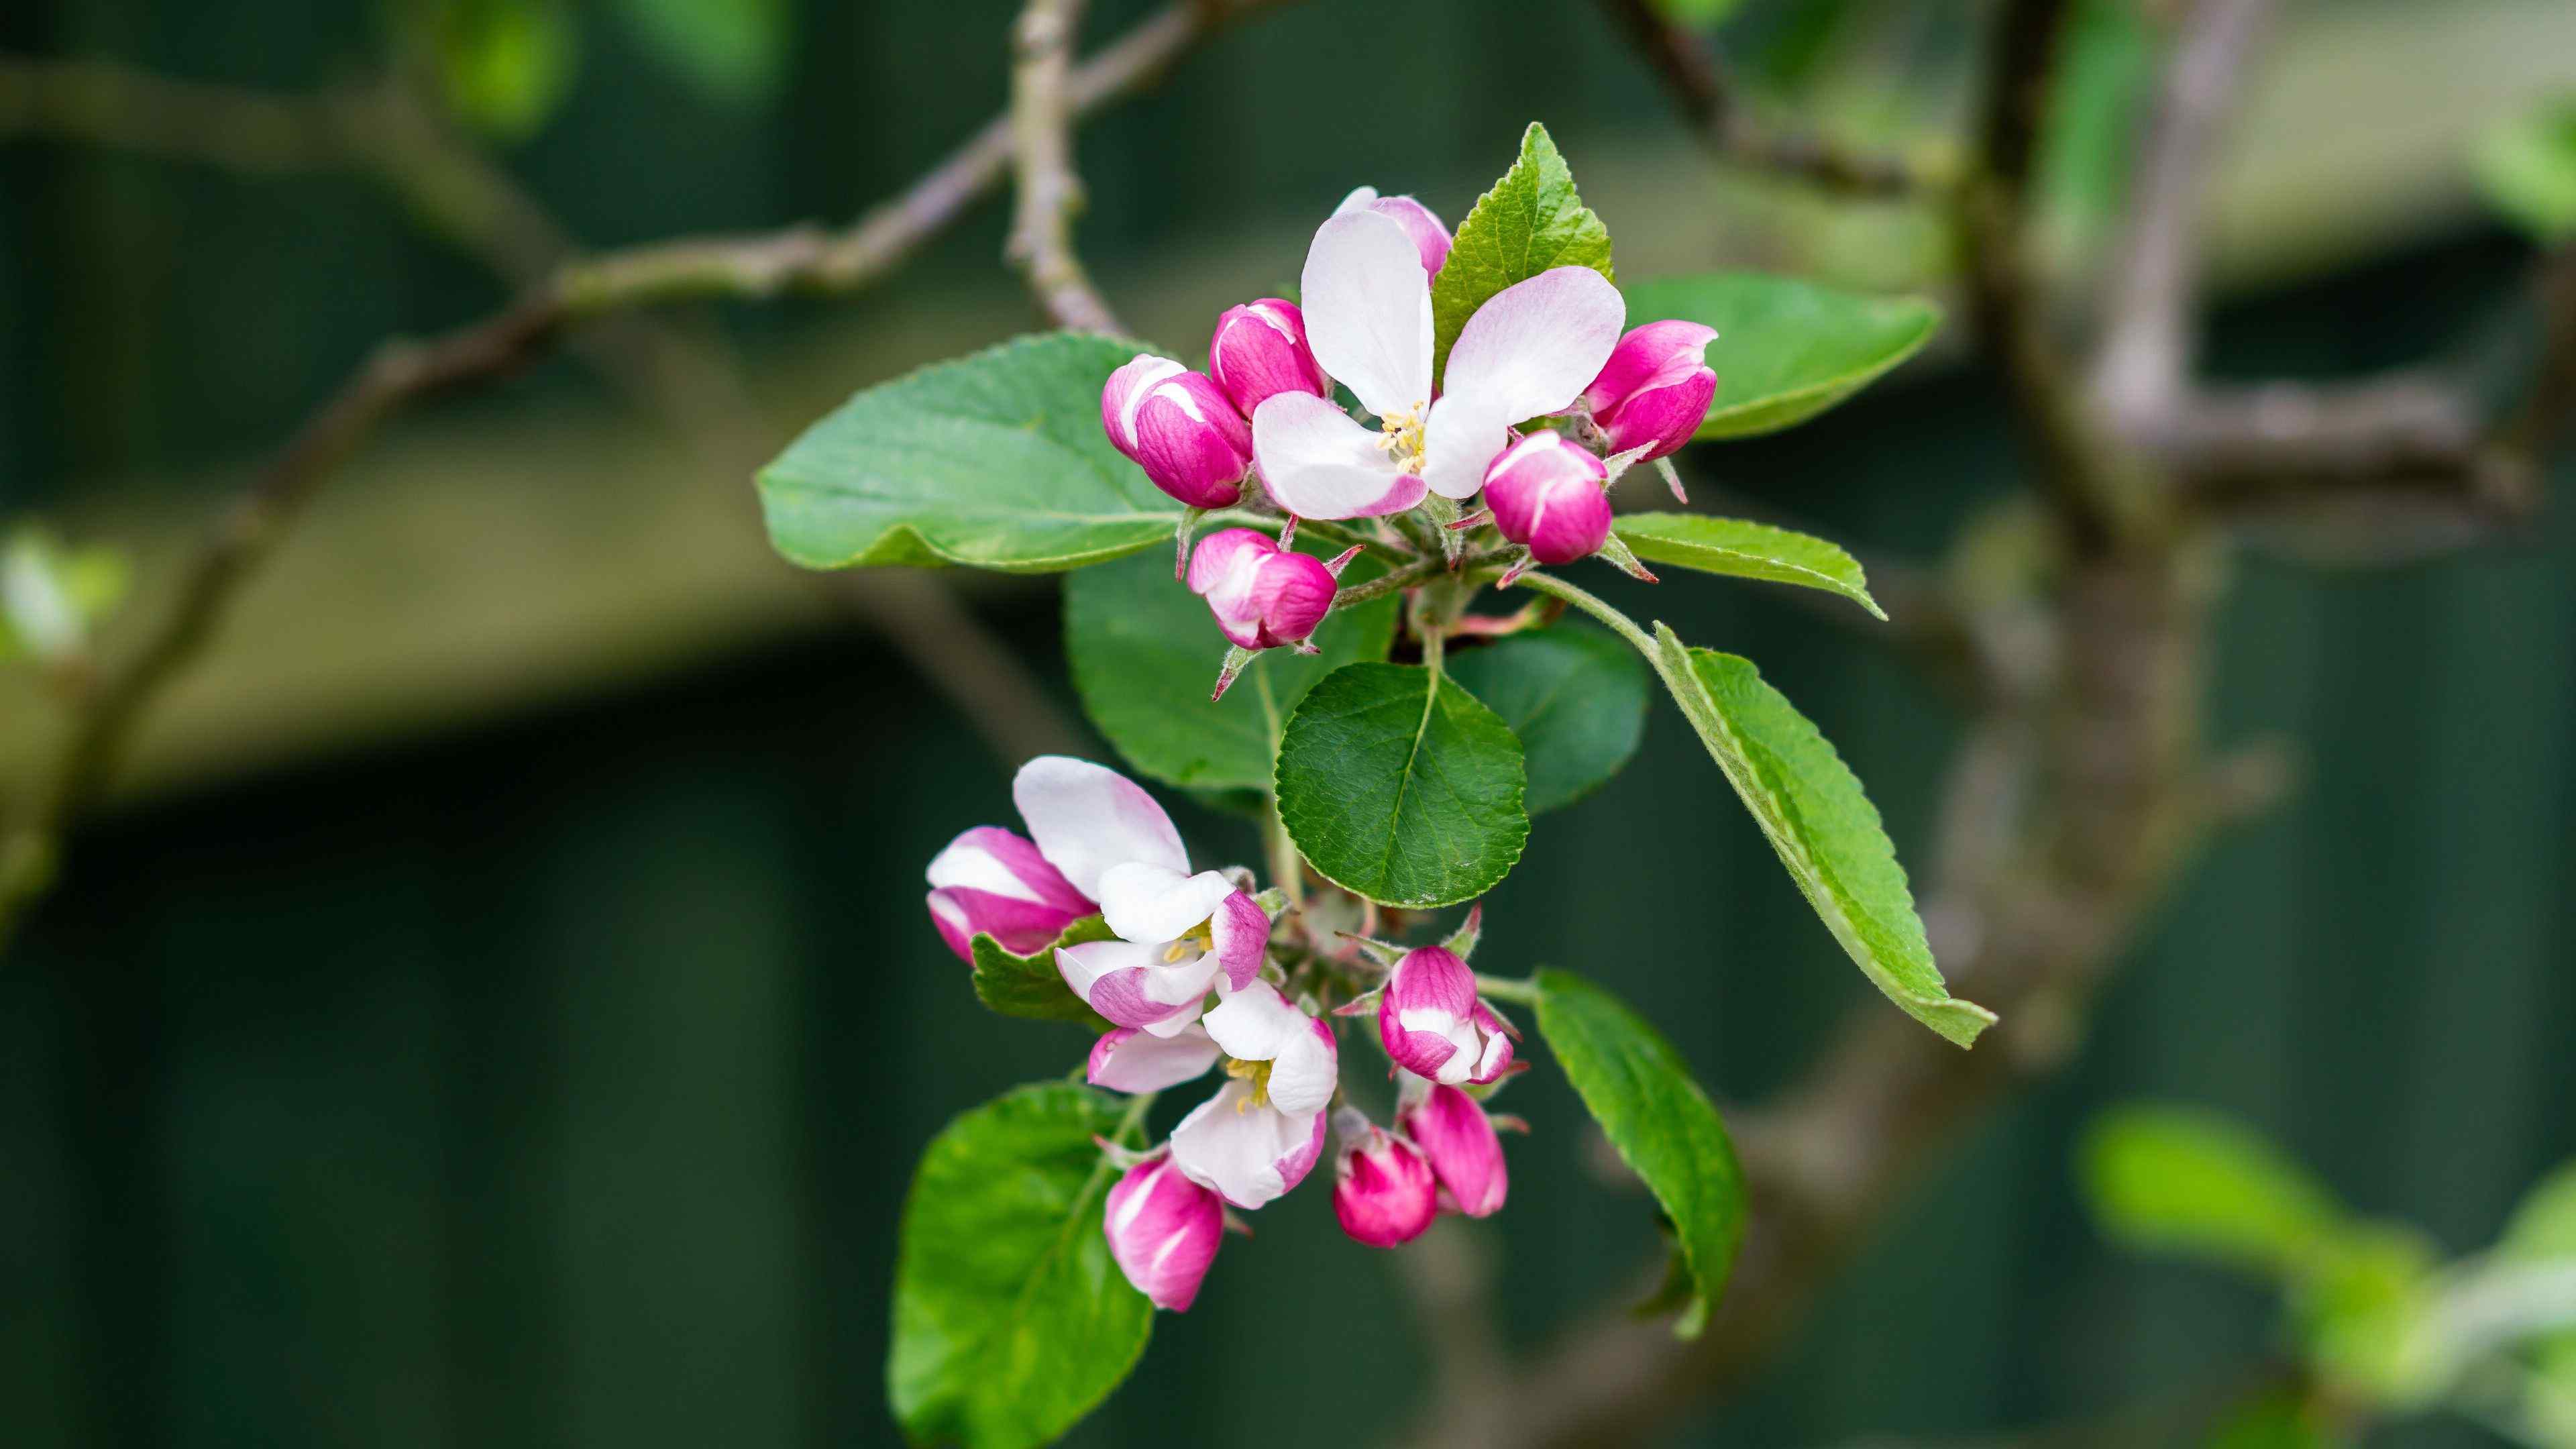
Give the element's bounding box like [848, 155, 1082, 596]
[926, 755, 1527, 1309]
[1102, 186, 1721, 656]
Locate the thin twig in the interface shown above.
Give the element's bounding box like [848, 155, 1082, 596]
[1592, 0, 1928, 199]
[1008, 0, 1124, 333]
[2090, 0, 2279, 435]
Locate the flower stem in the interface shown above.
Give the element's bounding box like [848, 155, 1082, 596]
[1509, 569, 1657, 655]
[1114, 1090, 1155, 1145]
[1261, 794, 1305, 912]
[1474, 973, 1542, 1004]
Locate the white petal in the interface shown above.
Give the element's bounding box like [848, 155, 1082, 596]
[1012, 756, 1189, 899]
[1201, 979, 1305, 1062]
[1142, 949, 1222, 1008]
[1089, 1024, 1223, 1092]
[1443, 268, 1625, 421]
[1418, 395, 1517, 500]
[1265, 1019, 1338, 1114]
[1251, 392, 1427, 520]
[1299, 211, 1432, 419]
[1331, 185, 1381, 215]
[1098, 863, 1237, 946]
[1169, 1081, 1314, 1210]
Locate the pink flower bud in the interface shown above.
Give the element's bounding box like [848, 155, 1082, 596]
[1103, 1153, 1224, 1311]
[1398, 1082, 1509, 1219]
[1208, 300, 1332, 417]
[1580, 321, 1718, 462]
[1185, 528, 1352, 651]
[1334, 187, 1452, 277]
[1482, 431, 1611, 566]
[1377, 946, 1515, 1086]
[923, 825, 1095, 963]
[1331, 1112, 1438, 1248]
[1101, 354, 1254, 508]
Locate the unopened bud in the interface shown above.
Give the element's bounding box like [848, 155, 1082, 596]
[1482, 431, 1611, 566]
[1331, 1111, 1438, 1248]
[1103, 1153, 1225, 1311]
[1209, 300, 1331, 417]
[1581, 321, 1718, 462]
[1397, 1081, 1509, 1219]
[1101, 354, 1254, 508]
[1185, 529, 1357, 652]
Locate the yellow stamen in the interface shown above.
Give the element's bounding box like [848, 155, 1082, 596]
[1375, 405, 1427, 474]
[1224, 1056, 1275, 1110]
[1161, 920, 1215, 963]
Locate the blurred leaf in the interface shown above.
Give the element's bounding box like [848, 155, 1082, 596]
[1065, 544, 1397, 792]
[435, 0, 580, 140]
[2080, 1105, 2351, 1278]
[1275, 662, 1527, 908]
[1, 529, 129, 663]
[890, 1083, 1150, 1449]
[608, 0, 788, 105]
[2039, 0, 2156, 229]
[969, 918, 1114, 1029]
[2202, 1387, 2351, 1449]
[2504, 1162, 2576, 1261]
[1433, 122, 1616, 380]
[1617, 273, 1939, 439]
[759, 333, 1187, 573]
[1446, 625, 1650, 814]
[1612, 513, 1885, 619]
[2474, 96, 2576, 244]
[2496, 1161, 2576, 1440]
[1650, 0, 1743, 25]
[1654, 631, 1993, 1046]
[1534, 968, 1746, 1338]
[2290, 1225, 2441, 1405]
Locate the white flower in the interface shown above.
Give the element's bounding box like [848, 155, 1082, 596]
[1165, 981, 1340, 1209]
[1249, 207, 1625, 520]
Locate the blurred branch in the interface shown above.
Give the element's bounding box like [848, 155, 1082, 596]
[2090, 0, 2279, 436]
[1593, 0, 1929, 199]
[1008, 0, 1124, 333]
[0, 0, 1300, 955]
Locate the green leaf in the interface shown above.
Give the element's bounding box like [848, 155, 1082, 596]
[1654, 631, 1993, 1045]
[2474, 95, 2576, 244]
[759, 333, 1187, 574]
[1446, 625, 1650, 814]
[2078, 1105, 2350, 1278]
[969, 918, 1114, 1029]
[433, 0, 580, 140]
[608, 0, 787, 104]
[1617, 272, 1939, 439]
[1650, 0, 1743, 23]
[1534, 969, 1746, 1338]
[1065, 544, 1398, 792]
[2501, 1161, 2576, 1260]
[1612, 513, 1885, 619]
[1, 530, 129, 663]
[1275, 662, 1528, 908]
[1431, 122, 1616, 380]
[890, 1083, 1150, 1449]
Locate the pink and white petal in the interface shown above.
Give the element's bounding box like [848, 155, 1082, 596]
[1169, 1081, 1315, 1210]
[1089, 1024, 1223, 1093]
[1330, 184, 1382, 215]
[926, 890, 975, 964]
[924, 826, 1087, 912]
[1264, 1014, 1340, 1115]
[1103, 1156, 1223, 1311]
[1201, 979, 1306, 1063]
[1417, 395, 1517, 500]
[1442, 266, 1626, 423]
[1251, 393, 1427, 520]
[1395, 1008, 1481, 1085]
[1142, 949, 1223, 1008]
[1058, 938, 1200, 1032]
[1098, 863, 1238, 946]
[1298, 210, 1433, 419]
[1206, 890, 1270, 991]
[1274, 1108, 1329, 1197]
[926, 885, 1082, 959]
[1012, 756, 1190, 899]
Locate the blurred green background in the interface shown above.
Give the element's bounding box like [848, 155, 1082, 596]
[3, 0, 2573, 1445]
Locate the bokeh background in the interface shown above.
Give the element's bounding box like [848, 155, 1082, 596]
[3, 0, 2573, 1445]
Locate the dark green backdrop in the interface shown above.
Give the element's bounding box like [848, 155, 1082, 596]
[5, 1, 2572, 1446]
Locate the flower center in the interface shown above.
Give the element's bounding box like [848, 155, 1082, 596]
[1375, 405, 1427, 474]
[1224, 1055, 1275, 1110]
[1161, 919, 1215, 963]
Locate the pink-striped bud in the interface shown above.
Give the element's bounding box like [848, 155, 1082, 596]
[1398, 1081, 1509, 1219]
[923, 826, 1095, 963]
[1331, 1110, 1438, 1248]
[1482, 431, 1611, 566]
[1101, 354, 1254, 508]
[1334, 188, 1452, 277]
[1103, 1153, 1225, 1311]
[1185, 529, 1354, 651]
[1581, 321, 1719, 462]
[1377, 945, 1515, 1086]
[1209, 300, 1331, 417]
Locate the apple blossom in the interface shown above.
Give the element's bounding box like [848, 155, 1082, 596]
[1250, 207, 1624, 519]
[1167, 981, 1337, 1209]
[1377, 944, 1517, 1086]
[1481, 430, 1613, 568]
[1330, 1107, 1438, 1248]
[923, 825, 1095, 963]
[1100, 354, 1254, 508]
[1208, 300, 1332, 417]
[1087, 1022, 1224, 1093]
[1332, 186, 1452, 277]
[1398, 1078, 1509, 1219]
[1582, 319, 1719, 462]
[1185, 527, 1361, 653]
[1103, 1152, 1226, 1311]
